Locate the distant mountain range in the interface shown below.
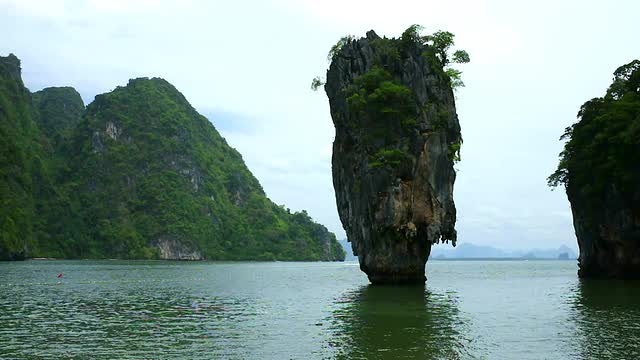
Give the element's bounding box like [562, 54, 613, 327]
[338, 240, 578, 261]
[429, 243, 578, 260]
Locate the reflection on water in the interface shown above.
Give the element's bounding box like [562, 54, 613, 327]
[328, 285, 470, 359]
[573, 280, 640, 359]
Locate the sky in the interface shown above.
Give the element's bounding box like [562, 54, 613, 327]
[2, 0, 638, 251]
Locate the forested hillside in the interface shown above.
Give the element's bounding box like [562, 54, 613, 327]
[0, 54, 344, 261]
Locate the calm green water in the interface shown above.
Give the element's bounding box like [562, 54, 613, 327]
[1, 260, 640, 359]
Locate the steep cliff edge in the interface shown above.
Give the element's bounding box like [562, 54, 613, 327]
[549, 60, 640, 278]
[324, 28, 464, 283]
[0, 54, 40, 260]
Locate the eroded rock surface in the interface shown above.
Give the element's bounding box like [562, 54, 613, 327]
[570, 185, 640, 278]
[325, 30, 460, 283]
[155, 236, 204, 260]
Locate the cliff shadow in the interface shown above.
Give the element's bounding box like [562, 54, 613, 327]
[571, 279, 640, 358]
[326, 284, 470, 359]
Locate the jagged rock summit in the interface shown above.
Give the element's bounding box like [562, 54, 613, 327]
[324, 29, 462, 284]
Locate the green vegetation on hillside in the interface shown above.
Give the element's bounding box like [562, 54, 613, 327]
[29, 87, 87, 258]
[31, 87, 84, 143]
[548, 60, 640, 202]
[62, 78, 344, 260]
[0, 55, 36, 260]
[0, 54, 345, 261]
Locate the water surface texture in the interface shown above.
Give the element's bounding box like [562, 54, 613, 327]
[1, 260, 640, 359]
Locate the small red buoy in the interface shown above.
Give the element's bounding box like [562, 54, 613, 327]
[57, 273, 63, 278]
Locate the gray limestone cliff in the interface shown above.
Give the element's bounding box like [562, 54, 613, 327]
[569, 186, 640, 278]
[324, 30, 461, 283]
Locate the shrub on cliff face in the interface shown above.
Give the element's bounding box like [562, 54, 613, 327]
[548, 60, 640, 201]
[346, 67, 416, 127]
[368, 148, 408, 169]
[344, 67, 416, 168]
[448, 142, 462, 163]
[328, 35, 355, 62]
[400, 25, 470, 90]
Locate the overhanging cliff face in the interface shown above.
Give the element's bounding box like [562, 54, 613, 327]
[569, 185, 640, 278]
[325, 30, 460, 284]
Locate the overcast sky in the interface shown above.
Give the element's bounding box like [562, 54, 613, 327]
[2, 0, 638, 251]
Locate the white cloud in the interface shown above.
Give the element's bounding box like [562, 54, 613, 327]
[1, 0, 68, 18]
[1, 0, 184, 18]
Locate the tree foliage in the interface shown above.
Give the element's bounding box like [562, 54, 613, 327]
[422, 30, 470, 89]
[368, 148, 408, 169]
[346, 67, 416, 125]
[311, 76, 325, 91]
[548, 60, 640, 203]
[328, 35, 355, 62]
[395, 26, 472, 90]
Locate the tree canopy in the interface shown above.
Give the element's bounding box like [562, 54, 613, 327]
[548, 60, 640, 201]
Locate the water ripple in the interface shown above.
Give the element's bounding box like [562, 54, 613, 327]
[2, 260, 640, 359]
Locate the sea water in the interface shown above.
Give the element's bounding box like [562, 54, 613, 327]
[1, 260, 639, 359]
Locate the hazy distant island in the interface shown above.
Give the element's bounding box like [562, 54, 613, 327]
[0, 54, 345, 262]
[549, 60, 640, 278]
[429, 243, 578, 260]
[320, 26, 468, 283]
[339, 239, 578, 261]
[337, 239, 357, 261]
